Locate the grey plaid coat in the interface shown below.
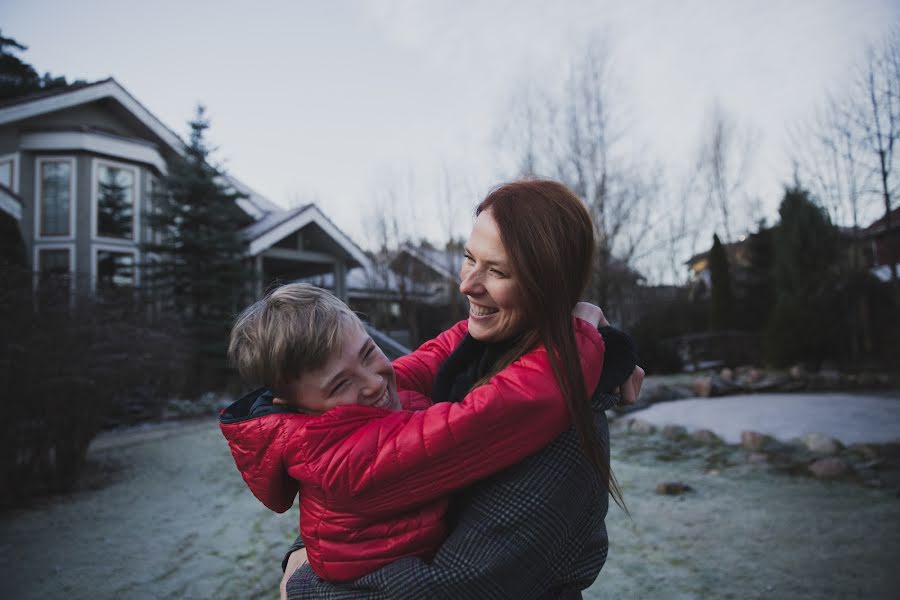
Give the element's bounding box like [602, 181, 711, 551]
[283, 392, 618, 600]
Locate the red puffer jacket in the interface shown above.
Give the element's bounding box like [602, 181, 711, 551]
[219, 318, 605, 582]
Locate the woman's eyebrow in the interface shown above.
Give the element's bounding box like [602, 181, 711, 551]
[464, 246, 508, 268]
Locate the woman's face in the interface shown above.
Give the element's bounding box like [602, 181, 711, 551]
[459, 209, 526, 342]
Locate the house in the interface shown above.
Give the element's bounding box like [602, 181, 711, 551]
[0, 78, 368, 299]
[304, 242, 466, 348]
[861, 206, 900, 282]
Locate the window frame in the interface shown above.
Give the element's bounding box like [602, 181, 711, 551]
[0, 152, 19, 192]
[91, 157, 140, 243]
[91, 243, 140, 292]
[34, 155, 77, 242]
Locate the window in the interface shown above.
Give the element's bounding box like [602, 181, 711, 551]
[144, 175, 163, 245]
[96, 162, 136, 240]
[0, 157, 13, 189]
[37, 247, 71, 277]
[38, 159, 73, 237]
[96, 249, 135, 290]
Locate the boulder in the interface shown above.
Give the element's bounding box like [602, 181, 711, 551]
[628, 419, 657, 435]
[789, 364, 808, 379]
[747, 452, 769, 464]
[741, 430, 769, 451]
[661, 424, 688, 440]
[656, 481, 693, 495]
[692, 375, 737, 398]
[808, 457, 850, 479]
[801, 433, 844, 456]
[691, 429, 724, 446]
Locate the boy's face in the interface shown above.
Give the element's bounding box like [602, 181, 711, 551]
[275, 321, 400, 414]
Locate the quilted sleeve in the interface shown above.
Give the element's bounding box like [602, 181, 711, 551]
[391, 320, 468, 396]
[292, 318, 604, 517]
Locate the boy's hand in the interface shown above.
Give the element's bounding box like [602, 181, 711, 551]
[572, 302, 607, 328]
[280, 547, 308, 600]
[616, 365, 644, 405]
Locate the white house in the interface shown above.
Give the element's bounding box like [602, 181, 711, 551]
[0, 78, 368, 299]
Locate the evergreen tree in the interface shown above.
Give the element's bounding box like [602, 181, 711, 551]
[0, 31, 72, 100]
[765, 184, 840, 366]
[708, 233, 735, 330]
[143, 105, 254, 391]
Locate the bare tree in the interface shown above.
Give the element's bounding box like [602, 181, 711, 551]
[853, 29, 900, 282]
[496, 39, 661, 319]
[695, 104, 757, 244]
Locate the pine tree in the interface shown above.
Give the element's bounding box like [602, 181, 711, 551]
[708, 233, 735, 330]
[143, 105, 254, 391]
[765, 184, 839, 366]
[0, 31, 72, 100]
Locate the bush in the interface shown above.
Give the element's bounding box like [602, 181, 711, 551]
[0, 268, 185, 508]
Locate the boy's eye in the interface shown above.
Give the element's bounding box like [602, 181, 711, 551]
[331, 380, 348, 395]
[363, 345, 375, 362]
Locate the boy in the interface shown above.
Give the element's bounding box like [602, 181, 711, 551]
[220, 283, 607, 582]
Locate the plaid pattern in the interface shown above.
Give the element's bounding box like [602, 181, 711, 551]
[284, 393, 617, 600]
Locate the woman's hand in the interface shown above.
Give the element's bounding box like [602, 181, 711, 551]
[572, 302, 606, 328]
[280, 547, 308, 600]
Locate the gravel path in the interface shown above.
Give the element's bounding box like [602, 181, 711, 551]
[0, 417, 897, 599]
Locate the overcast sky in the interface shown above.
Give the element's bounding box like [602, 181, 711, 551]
[3, 0, 899, 267]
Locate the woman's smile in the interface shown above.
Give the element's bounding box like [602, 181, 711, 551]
[468, 301, 499, 318]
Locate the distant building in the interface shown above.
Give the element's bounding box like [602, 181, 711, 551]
[0, 78, 368, 298]
[861, 206, 900, 282]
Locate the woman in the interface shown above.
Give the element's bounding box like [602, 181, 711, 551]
[282, 180, 642, 599]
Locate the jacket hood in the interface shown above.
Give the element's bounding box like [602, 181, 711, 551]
[219, 387, 302, 513]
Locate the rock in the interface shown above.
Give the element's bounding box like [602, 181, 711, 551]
[801, 433, 843, 455]
[857, 372, 880, 388]
[720, 368, 734, 382]
[661, 424, 688, 440]
[789, 364, 807, 379]
[692, 375, 737, 398]
[656, 481, 693, 495]
[705, 468, 721, 476]
[747, 452, 769, 464]
[848, 444, 880, 460]
[691, 429, 724, 446]
[808, 457, 850, 479]
[741, 430, 769, 451]
[692, 376, 713, 397]
[811, 369, 844, 389]
[629, 419, 657, 435]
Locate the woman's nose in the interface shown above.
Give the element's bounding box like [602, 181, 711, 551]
[459, 268, 482, 295]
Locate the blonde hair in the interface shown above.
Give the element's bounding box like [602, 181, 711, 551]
[228, 283, 361, 396]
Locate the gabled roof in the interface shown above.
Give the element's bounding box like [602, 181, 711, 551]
[242, 203, 371, 270]
[397, 243, 463, 282]
[0, 78, 185, 155]
[221, 175, 282, 219]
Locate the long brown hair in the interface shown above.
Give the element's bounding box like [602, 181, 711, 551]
[475, 179, 625, 509]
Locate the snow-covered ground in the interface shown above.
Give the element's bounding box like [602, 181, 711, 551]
[632, 391, 900, 444]
[1, 401, 899, 599]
